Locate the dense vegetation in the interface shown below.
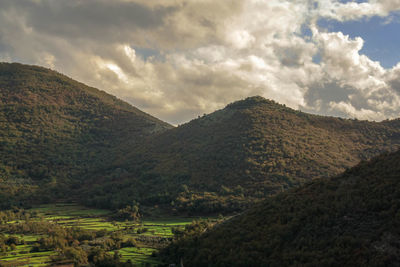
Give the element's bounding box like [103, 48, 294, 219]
[0, 63, 171, 208]
[161, 150, 400, 266]
[83, 96, 400, 213]
[1, 62, 400, 216]
[2, 62, 400, 265]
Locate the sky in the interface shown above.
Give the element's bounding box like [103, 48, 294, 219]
[1, 0, 400, 125]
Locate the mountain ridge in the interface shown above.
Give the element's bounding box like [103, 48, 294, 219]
[82, 93, 400, 212]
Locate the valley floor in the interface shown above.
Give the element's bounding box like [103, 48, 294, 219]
[0, 203, 207, 266]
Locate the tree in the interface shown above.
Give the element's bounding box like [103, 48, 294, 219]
[114, 203, 141, 221]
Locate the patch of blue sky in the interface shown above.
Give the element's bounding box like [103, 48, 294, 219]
[300, 23, 313, 38]
[312, 52, 322, 64]
[317, 14, 400, 68]
[132, 46, 162, 61]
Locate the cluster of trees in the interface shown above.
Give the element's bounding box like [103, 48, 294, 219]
[172, 189, 253, 214]
[0, 183, 37, 210]
[171, 220, 213, 241]
[80, 175, 256, 215]
[112, 204, 141, 221]
[48, 245, 132, 266]
[0, 234, 21, 252]
[0, 208, 35, 223]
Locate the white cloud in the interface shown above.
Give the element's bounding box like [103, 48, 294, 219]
[314, 28, 386, 90]
[329, 100, 384, 120]
[317, 0, 400, 21]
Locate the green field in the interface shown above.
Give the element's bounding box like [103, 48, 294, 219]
[0, 203, 208, 266]
[117, 247, 159, 265]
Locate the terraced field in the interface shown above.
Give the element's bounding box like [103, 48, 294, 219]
[0, 248, 56, 266]
[118, 247, 159, 265]
[0, 204, 205, 266]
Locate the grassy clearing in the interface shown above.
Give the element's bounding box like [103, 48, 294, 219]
[0, 247, 55, 266]
[0, 235, 53, 266]
[117, 246, 160, 265]
[142, 218, 194, 225]
[3, 234, 41, 242]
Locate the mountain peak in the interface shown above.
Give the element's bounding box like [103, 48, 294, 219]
[226, 95, 290, 111]
[0, 62, 171, 128]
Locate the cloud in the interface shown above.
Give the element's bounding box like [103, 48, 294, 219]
[317, 0, 400, 21]
[0, 0, 177, 44]
[386, 64, 400, 93]
[301, 23, 400, 120]
[328, 100, 384, 120]
[0, 0, 400, 124]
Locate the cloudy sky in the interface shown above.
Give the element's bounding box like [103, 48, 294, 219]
[1, 0, 400, 124]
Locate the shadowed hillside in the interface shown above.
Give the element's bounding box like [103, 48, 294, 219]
[161, 149, 400, 266]
[0, 62, 172, 208]
[84, 96, 400, 213]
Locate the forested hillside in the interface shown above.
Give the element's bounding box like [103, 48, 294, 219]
[0, 63, 171, 208]
[1, 63, 400, 216]
[161, 149, 400, 266]
[84, 96, 400, 213]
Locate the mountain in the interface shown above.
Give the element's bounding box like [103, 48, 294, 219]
[0, 62, 172, 208]
[2, 62, 400, 215]
[161, 149, 400, 266]
[83, 96, 400, 213]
